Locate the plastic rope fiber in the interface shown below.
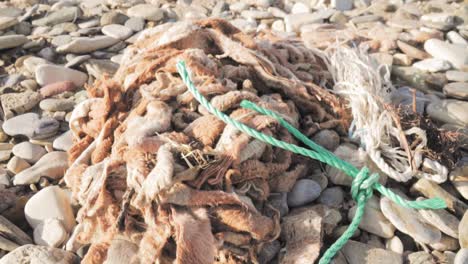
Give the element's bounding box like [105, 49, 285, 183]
[176, 61, 447, 264]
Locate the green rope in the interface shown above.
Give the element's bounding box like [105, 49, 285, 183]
[176, 61, 447, 263]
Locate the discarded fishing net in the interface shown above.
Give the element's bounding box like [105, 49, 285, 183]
[64, 18, 350, 263]
[63, 18, 454, 263]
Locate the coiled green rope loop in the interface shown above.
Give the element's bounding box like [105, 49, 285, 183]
[176, 60, 447, 264]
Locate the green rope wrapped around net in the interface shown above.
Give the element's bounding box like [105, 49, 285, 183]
[176, 61, 447, 264]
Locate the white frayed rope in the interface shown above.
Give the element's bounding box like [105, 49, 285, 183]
[318, 45, 447, 183]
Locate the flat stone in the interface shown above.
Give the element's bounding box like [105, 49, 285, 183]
[40, 98, 75, 112]
[3, 113, 59, 139]
[0, 91, 42, 118]
[127, 4, 164, 21]
[241, 10, 273, 20]
[65, 55, 91, 68]
[100, 11, 128, 26]
[84, 59, 119, 78]
[102, 24, 133, 40]
[13, 151, 68, 185]
[421, 13, 457, 31]
[287, 179, 322, 208]
[0, 7, 22, 18]
[397, 40, 430, 60]
[419, 206, 459, 239]
[412, 178, 468, 217]
[12, 142, 47, 164]
[326, 144, 363, 186]
[0, 17, 18, 31]
[349, 196, 395, 238]
[33, 218, 67, 247]
[35, 64, 87, 87]
[0, 215, 32, 250]
[24, 186, 75, 231]
[40, 81, 76, 98]
[413, 58, 452, 72]
[0, 244, 79, 264]
[446, 71, 468, 82]
[426, 99, 468, 126]
[124, 17, 145, 31]
[380, 196, 441, 244]
[443, 82, 468, 100]
[341, 240, 402, 264]
[424, 39, 468, 70]
[0, 35, 28, 50]
[460, 211, 468, 248]
[455, 249, 468, 264]
[284, 9, 334, 32]
[32, 7, 81, 27]
[393, 53, 413, 66]
[7, 156, 30, 175]
[291, 2, 310, 14]
[104, 239, 139, 264]
[56, 36, 119, 54]
[280, 207, 322, 263]
[51, 35, 72, 47]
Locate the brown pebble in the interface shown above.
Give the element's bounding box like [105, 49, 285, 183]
[39, 81, 76, 98]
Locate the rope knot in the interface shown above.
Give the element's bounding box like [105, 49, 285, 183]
[351, 167, 379, 202]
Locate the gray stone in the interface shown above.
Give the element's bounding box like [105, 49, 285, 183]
[331, 0, 353, 11]
[450, 158, 468, 200]
[380, 196, 441, 244]
[24, 185, 75, 231]
[13, 151, 68, 185]
[424, 39, 468, 70]
[127, 4, 164, 21]
[56, 36, 119, 54]
[65, 55, 91, 68]
[0, 244, 79, 264]
[429, 235, 459, 251]
[0, 35, 28, 50]
[32, 7, 81, 27]
[23, 56, 51, 74]
[284, 9, 334, 32]
[258, 240, 280, 264]
[240, 10, 273, 20]
[455, 249, 468, 264]
[349, 196, 395, 238]
[101, 11, 129, 26]
[0, 91, 42, 118]
[341, 240, 402, 264]
[391, 87, 430, 114]
[317, 187, 344, 208]
[3, 113, 59, 139]
[312, 129, 340, 151]
[287, 179, 322, 207]
[421, 13, 457, 31]
[40, 98, 75, 112]
[124, 17, 145, 31]
[0, 143, 13, 162]
[391, 66, 430, 92]
[35, 64, 87, 87]
[51, 35, 72, 47]
[102, 24, 133, 40]
[12, 142, 47, 164]
[443, 82, 468, 100]
[427, 99, 468, 126]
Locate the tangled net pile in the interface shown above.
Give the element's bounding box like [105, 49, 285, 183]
[63, 18, 351, 263]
